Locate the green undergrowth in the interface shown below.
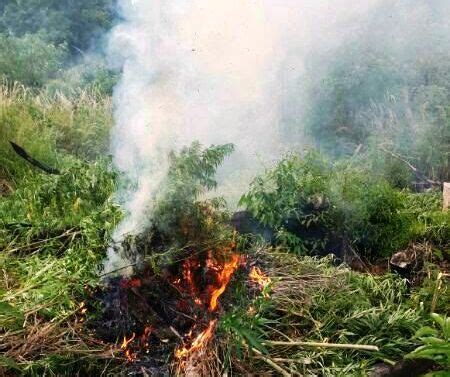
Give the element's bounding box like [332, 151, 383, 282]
[0, 82, 112, 183]
[0, 158, 120, 374]
[0, 86, 448, 375]
[220, 248, 449, 376]
[240, 151, 450, 260]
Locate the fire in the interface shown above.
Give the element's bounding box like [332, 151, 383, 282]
[121, 333, 136, 362]
[249, 266, 271, 297]
[208, 254, 240, 311]
[175, 319, 217, 359]
[175, 250, 240, 360]
[249, 266, 271, 287]
[116, 246, 241, 364]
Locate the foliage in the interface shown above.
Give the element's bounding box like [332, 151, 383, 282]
[220, 248, 433, 376]
[406, 313, 450, 370]
[152, 142, 234, 246]
[300, 2, 450, 182]
[46, 57, 120, 96]
[0, 82, 113, 182]
[404, 192, 450, 249]
[0, 159, 118, 233]
[240, 151, 330, 228]
[0, 0, 115, 54]
[240, 151, 418, 258]
[0, 33, 66, 86]
[0, 1, 117, 93]
[219, 268, 273, 362]
[0, 158, 119, 374]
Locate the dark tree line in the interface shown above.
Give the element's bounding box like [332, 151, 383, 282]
[0, 0, 116, 54]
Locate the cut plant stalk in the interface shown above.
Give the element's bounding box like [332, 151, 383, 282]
[263, 340, 379, 351]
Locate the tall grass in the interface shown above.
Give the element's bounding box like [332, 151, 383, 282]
[0, 82, 117, 374]
[0, 81, 112, 182]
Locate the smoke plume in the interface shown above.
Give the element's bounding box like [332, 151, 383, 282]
[107, 0, 381, 251]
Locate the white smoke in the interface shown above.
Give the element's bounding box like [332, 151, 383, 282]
[106, 0, 382, 265]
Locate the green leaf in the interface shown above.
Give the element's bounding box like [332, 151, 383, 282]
[431, 313, 445, 329]
[0, 356, 20, 371]
[240, 328, 269, 355]
[416, 326, 439, 338]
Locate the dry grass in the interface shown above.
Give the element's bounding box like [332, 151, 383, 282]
[173, 341, 222, 377]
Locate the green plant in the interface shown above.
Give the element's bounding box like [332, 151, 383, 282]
[240, 151, 330, 228]
[0, 0, 115, 55]
[0, 33, 66, 86]
[406, 313, 450, 371]
[240, 152, 414, 258]
[152, 142, 234, 246]
[0, 81, 112, 182]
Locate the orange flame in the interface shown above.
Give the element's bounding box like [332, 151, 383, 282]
[249, 266, 271, 287]
[121, 333, 136, 362]
[116, 246, 241, 364]
[249, 266, 271, 298]
[175, 319, 217, 359]
[209, 254, 240, 311]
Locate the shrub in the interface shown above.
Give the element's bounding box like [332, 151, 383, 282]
[240, 152, 414, 258]
[152, 142, 235, 246]
[0, 33, 66, 87]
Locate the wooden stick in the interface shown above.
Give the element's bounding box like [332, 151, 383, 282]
[263, 340, 379, 352]
[255, 356, 311, 364]
[251, 348, 293, 377]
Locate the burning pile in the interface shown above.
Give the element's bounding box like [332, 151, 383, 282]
[91, 242, 244, 374]
[87, 143, 273, 374]
[174, 251, 241, 360]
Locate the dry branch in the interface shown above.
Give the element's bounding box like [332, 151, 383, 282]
[379, 146, 441, 187]
[263, 340, 379, 352]
[251, 348, 293, 377]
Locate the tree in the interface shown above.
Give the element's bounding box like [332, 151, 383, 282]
[0, 0, 115, 54]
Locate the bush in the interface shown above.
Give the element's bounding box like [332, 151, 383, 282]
[152, 142, 235, 246]
[46, 58, 119, 96]
[240, 152, 415, 258]
[0, 33, 66, 87]
[404, 192, 450, 249]
[300, 2, 450, 182]
[0, 0, 115, 55]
